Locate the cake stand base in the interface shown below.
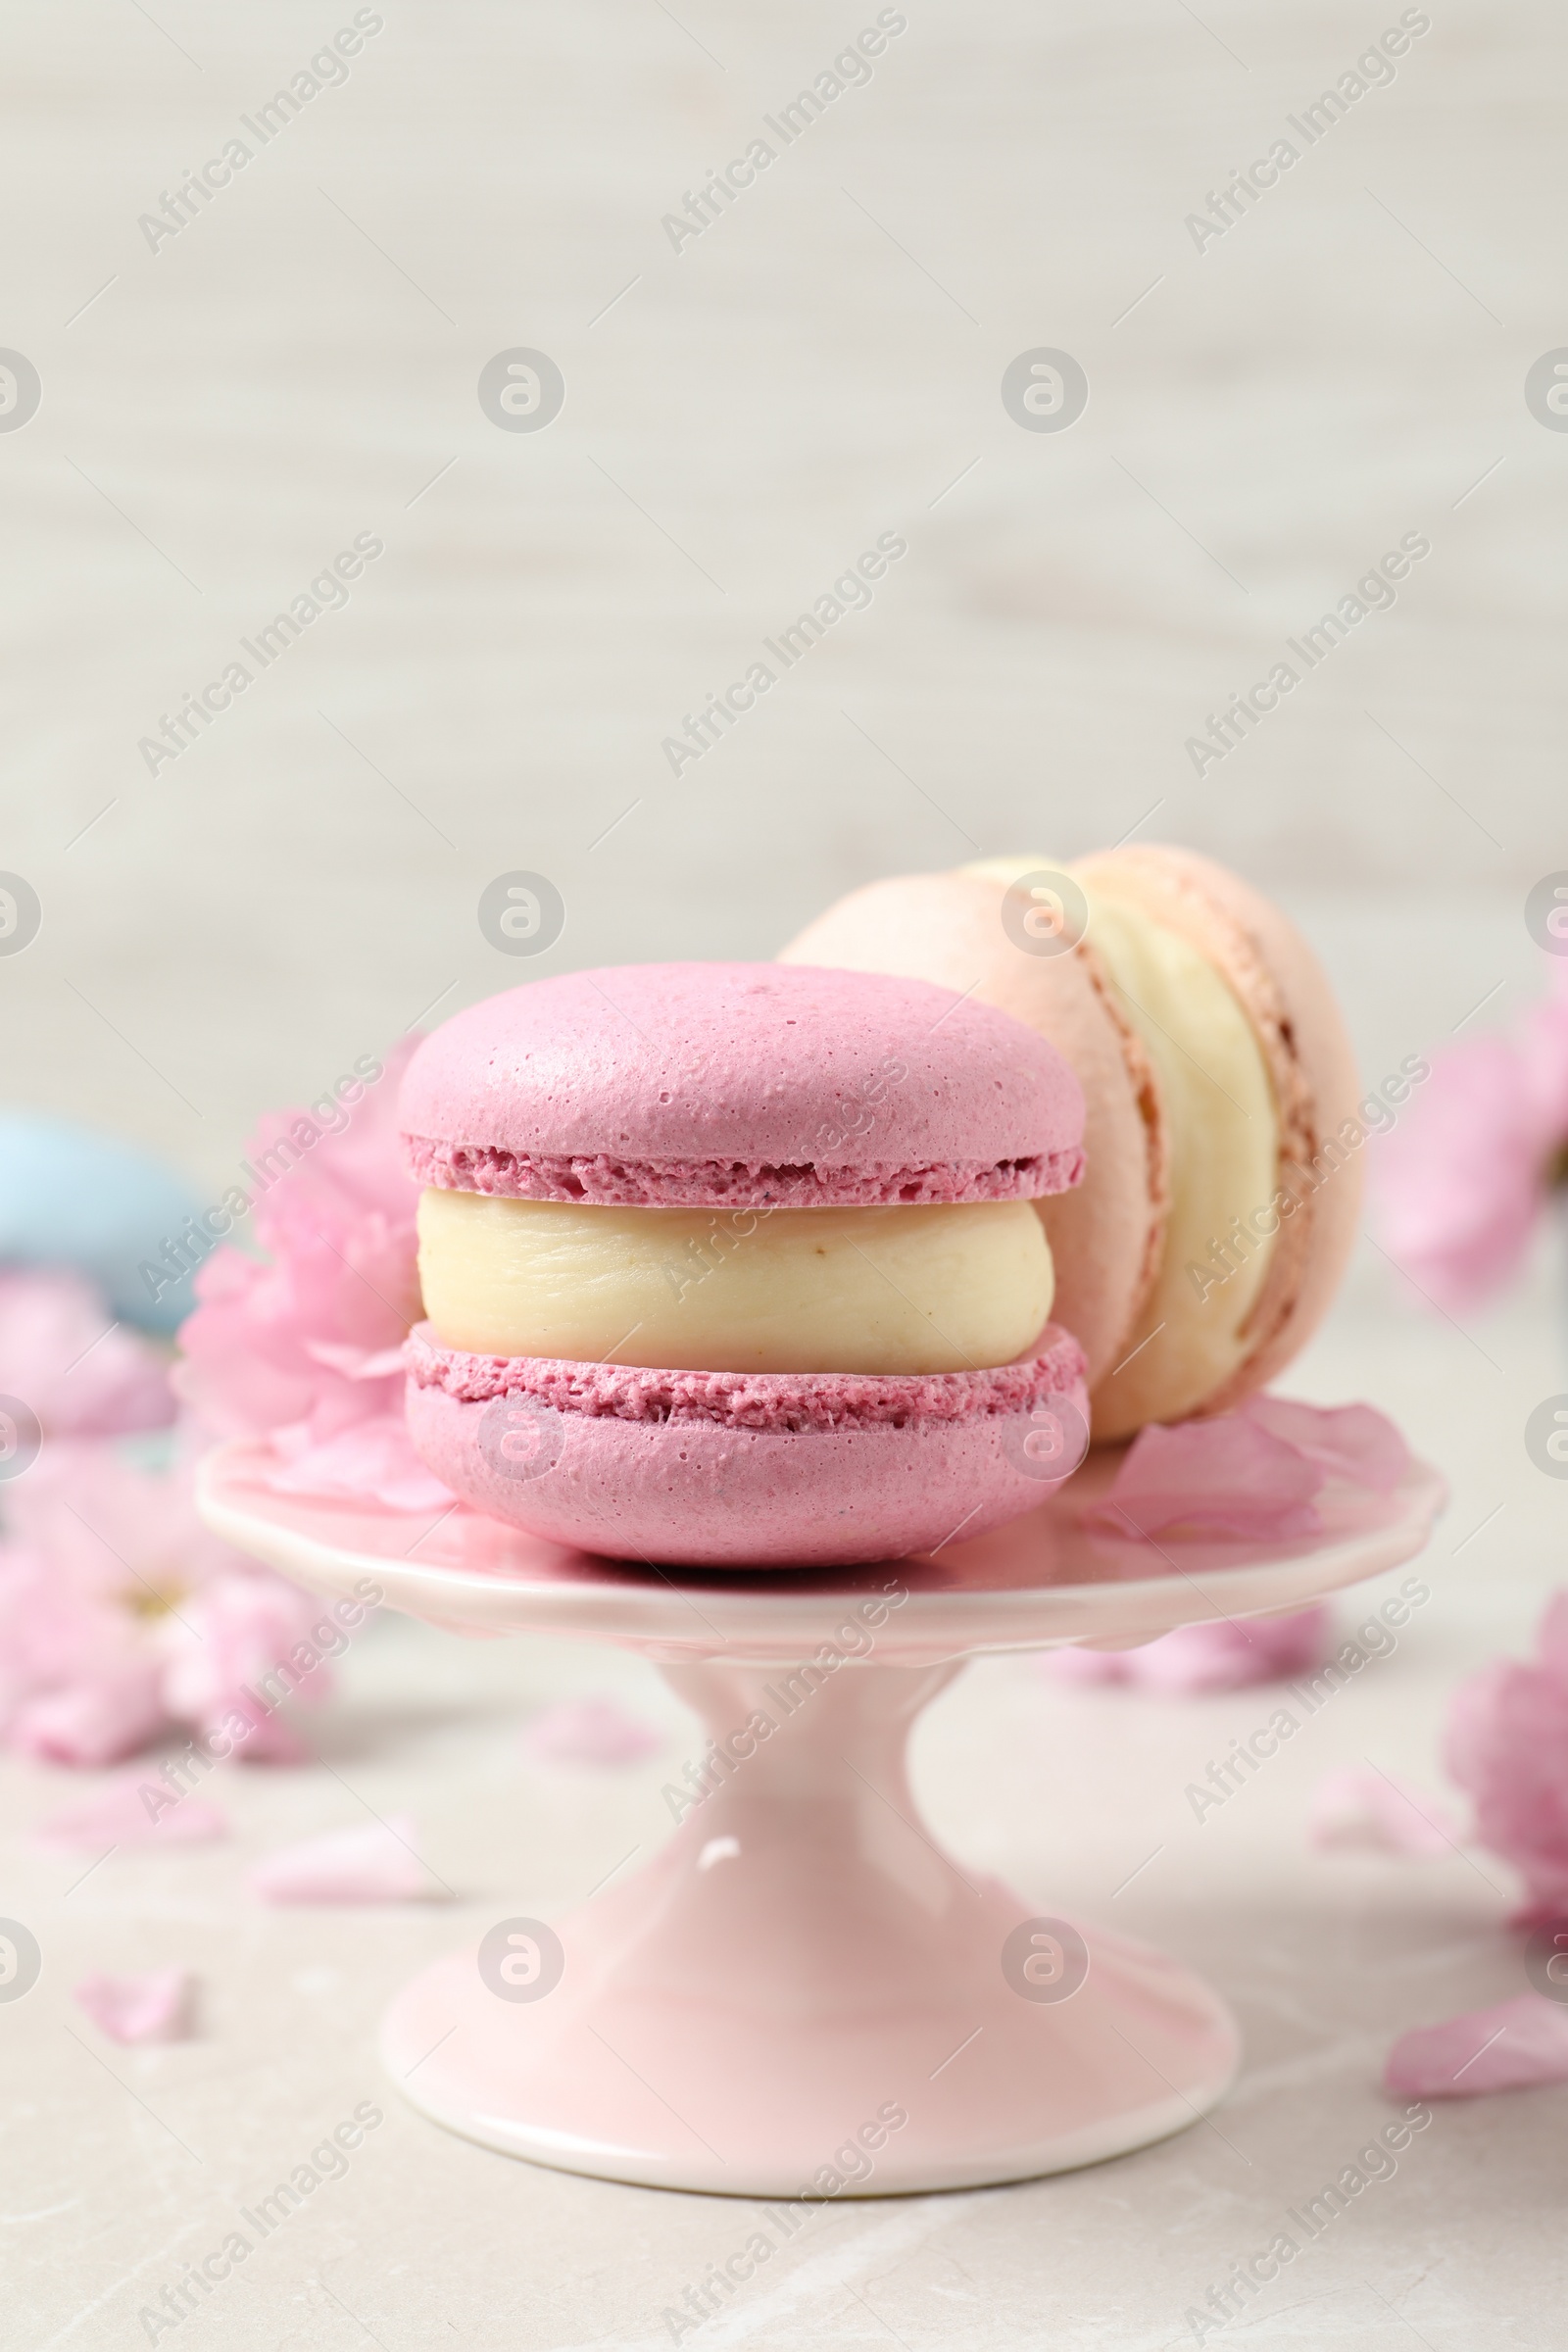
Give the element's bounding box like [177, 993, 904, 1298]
[200, 1430, 1445, 2196]
[379, 1659, 1239, 2195]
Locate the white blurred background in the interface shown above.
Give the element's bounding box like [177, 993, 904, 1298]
[2, 0, 1562, 1634]
[2, 0, 1562, 1183]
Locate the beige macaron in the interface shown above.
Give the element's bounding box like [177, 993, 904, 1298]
[779, 847, 1363, 1442]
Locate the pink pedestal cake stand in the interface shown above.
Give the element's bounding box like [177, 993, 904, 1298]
[200, 1436, 1445, 2198]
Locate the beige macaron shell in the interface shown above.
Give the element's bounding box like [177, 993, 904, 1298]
[1074, 844, 1363, 1417]
[778, 870, 1165, 1385]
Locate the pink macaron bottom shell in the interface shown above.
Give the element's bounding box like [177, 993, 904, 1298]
[404, 1324, 1090, 1569]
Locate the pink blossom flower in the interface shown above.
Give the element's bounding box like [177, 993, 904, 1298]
[1446, 1591, 1568, 1919]
[0, 1267, 172, 1437]
[174, 1039, 431, 1510]
[0, 1441, 334, 1768]
[1372, 962, 1568, 1311]
[160, 1560, 335, 1765]
[0, 1067, 426, 1763]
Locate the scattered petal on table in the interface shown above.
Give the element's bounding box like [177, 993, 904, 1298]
[74, 1968, 194, 2044]
[1384, 1992, 1568, 2099]
[250, 1814, 437, 1904]
[520, 1697, 662, 1768]
[1309, 1766, 1461, 1858]
[33, 1773, 227, 1852]
[1042, 1606, 1332, 1695]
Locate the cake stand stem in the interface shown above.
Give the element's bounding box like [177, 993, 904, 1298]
[381, 1652, 1242, 2194]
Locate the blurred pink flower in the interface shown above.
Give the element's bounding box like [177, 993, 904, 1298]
[0, 1267, 172, 1437]
[1372, 963, 1568, 1310]
[1044, 1604, 1333, 1695]
[1446, 1591, 1568, 1920]
[160, 1559, 335, 1764]
[0, 1441, 333, 1768]
[174, 1039, 437, 1507]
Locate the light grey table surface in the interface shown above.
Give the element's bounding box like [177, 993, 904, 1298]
[4, 1272, 1564, 2352]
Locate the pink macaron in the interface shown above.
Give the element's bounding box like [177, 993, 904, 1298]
[399, 962, 1090, 1568]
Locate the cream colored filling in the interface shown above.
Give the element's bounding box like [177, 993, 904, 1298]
[417, 1190, 1055, 1376]
[965, 855, 1280, 1434]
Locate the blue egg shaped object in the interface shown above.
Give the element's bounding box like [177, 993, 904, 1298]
[0, 1110, 208, 1333]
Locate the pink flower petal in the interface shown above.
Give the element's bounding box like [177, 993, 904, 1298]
[1384, 1992, 1568, 2099]
[1309, 1766, 1460, 1858]
[250, 1814, 436, 1904]
[33, 1773, 227, 1851]
[1085, 1413, 1324, 1544]
[74, 1967, 195, 2044]
[520, 1697, 662, 1768]
[262, 1414, 453, 1512]
[1240, 1396, 1410, 1493]
[1041, 1605, 1333, 1694]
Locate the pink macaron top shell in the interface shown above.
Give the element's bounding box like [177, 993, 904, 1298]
[405, 1322, 1087, 1433]
[399, 962, 1084, 1208]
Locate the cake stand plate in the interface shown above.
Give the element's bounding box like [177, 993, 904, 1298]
[200, 1439, 1445, 2197]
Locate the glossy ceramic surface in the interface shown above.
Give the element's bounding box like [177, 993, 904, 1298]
[199, 1438, 1445, 2193]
